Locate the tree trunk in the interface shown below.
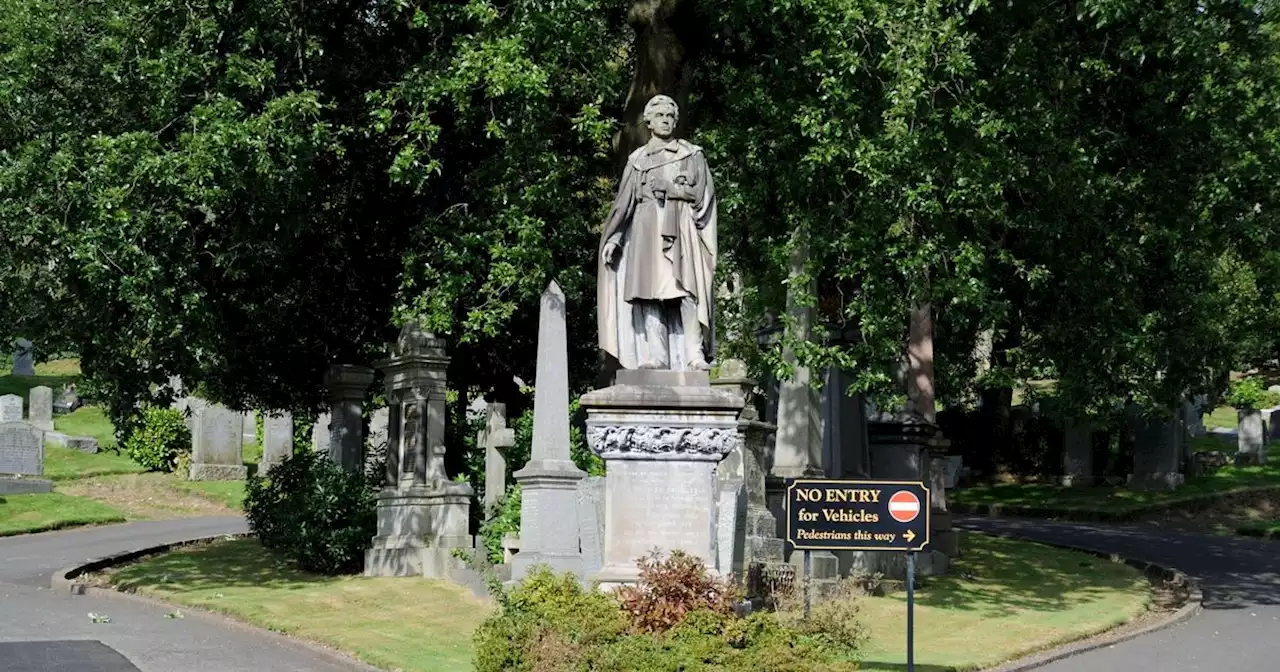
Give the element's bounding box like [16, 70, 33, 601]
[906, 303, 936, 423]
[613, 0, 700, 162]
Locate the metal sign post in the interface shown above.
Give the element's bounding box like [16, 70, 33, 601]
[784, 478, 931, 670]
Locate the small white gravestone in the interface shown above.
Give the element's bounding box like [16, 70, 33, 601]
[0, 395, 23, 423]
[28, 386, 54, 431]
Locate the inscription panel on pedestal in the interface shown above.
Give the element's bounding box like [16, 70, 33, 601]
[605, 460, 716, 566]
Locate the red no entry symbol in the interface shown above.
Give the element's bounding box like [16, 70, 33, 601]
[888, 490, 921, 523]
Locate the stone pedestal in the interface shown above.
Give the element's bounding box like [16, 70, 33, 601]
[324, 364, 374, 473]
[365, 324, 474, 578]
[365, 484, 473, 576]
[582, 370, 743, 589]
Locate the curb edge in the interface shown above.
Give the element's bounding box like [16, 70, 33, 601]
[960, 525, 1203, 672]
[50, 533, 381, 672]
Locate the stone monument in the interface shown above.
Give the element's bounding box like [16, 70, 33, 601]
[28, 386, 54, 431]
[512, 281, 587, 582]
[11, 339, 35, 377]
[324, 364, 374, 472]
[188, 404, 247, 481]
[365, 323, 474, 578]
[0, 395, 23, 423]
[481, 403, 516, 516]
[0, 421, 52, 494]
[260, 412, 294, 472]
[583, 96, 744, 587]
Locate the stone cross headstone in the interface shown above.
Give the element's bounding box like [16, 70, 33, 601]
[0, 421, 44, 475]
[10, 339, 34, 376]
[28, 386, 53, 431]
[260, 412, 294, 472]
[189, 404, 247, 481]
[513, 281, 586, 581]
[0, 395, 23, 423]
[481, 403, 516, 516]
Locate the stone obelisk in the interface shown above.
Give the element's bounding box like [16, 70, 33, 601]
[512, 281, 586, 580]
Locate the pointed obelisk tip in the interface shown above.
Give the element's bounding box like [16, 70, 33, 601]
[544, 279, 563, 298]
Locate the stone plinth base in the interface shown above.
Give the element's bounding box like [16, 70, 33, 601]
[364, 483, 475, 578]
[188, 464, 248, 481]
[581, 377, 743, 590]
[0, 477, 53, 494]
[512, 459, 585, 582]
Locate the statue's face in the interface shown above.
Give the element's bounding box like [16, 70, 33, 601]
[646, 104, 676, 139]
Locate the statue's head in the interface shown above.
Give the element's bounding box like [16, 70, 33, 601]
[643, 95, 679, 140]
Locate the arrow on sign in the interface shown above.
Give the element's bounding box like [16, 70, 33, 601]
[904, 529, 916, 543]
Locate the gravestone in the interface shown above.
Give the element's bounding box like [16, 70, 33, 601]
[52, 384, 81, 415]
[1061, 421, 1093, 487]
[189, 405, 247, 481]
[1131, 413, 1185, 489]
[715, 482, 747, 579]
[369, 407, 390, 453]
[0, 421, 44, 475]
[325, 364, 374, 472]
[1182, 397, 1206, 437]
[241, 411, 257, 446]
[1238, 409, 1267, 465]
[576, 476, 606, 580]
[10, 339, 34, 376]
[0, 395, 23, 423]
[28, 386, 54, 431]
[513, 282, 586, 582]
[311, 412, 332, 454]
[481, 403, 516, 516]
[260, 412, 294, 472]
[940, 455, 963, 489]
[44, 432, 99, 453]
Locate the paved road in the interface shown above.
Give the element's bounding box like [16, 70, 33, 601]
[959, 517, 1280, 671]
[0, 518, 373, 672]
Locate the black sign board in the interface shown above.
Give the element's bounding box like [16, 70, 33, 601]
[785, 478, 931, 552]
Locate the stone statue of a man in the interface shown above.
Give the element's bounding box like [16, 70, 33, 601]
[597, 95, 718, 371]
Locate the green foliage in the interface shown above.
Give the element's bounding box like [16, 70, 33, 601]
[244, 450, 376, 575]
[473, 565, 858, 672]
[480, 485, 522, 565]
[122, 407, 191, 473]
[1226, 377, 1280, 410]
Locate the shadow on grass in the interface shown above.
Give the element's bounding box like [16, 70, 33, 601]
[913, 533, 1140, 619]
[960, 519, 1280, 611]
[111, 538, 342, 593]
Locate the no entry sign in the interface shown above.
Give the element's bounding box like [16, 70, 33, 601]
[784, 479, 931, 552]
[888, 490, 922, 523]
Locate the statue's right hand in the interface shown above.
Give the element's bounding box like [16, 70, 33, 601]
[603, 241, 621, 267]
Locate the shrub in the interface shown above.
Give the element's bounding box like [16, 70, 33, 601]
[1226, 377, 1280, 410]
[244, 450, 376, 574]
[480, 485, 522, 564]
[616, 549, 740, 633]
[775, 576, 870, 651]
[123, 407, 191, 472]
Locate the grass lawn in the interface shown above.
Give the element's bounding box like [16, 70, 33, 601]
[952, 453, 1280, 519]
[59, 473, 243, 520]
[102, 533, 1148, 672]
[104, 538, 489, 672]
[44, 445, 147, 481]
[170, 480, 247, 510]
[55, 406, 120, 449]
[0, 358, 81, 401]
[0, 492, 127, 536]
[1205, 405, 1240, 430]
[1236, 519, 1280, 538]
[855, 532, 1149, 671]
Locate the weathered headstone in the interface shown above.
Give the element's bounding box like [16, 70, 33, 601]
[0, 395, 23, 423]
[311, 412, 332, 454]
[715, 482, 747, 578]
[1238, 409, 1267, 465]
[0, 421, 44, 475]
[44, 431, 99, 454]
[189, 405, 247, 481]
[325, 365, 374, 472]
[481, 403, 516, 516]
[241, 411, 257, 446]
[1131, 413, 1185, 489]
[513, 282, 586, 582]
[1061, 421, 1093, 487]
[10, 339, 34, 376]
[28, 386, 54, 431]
[576, 476, 606, 579]
[52, 384, 81, 415]
[260, 412, 294, 472]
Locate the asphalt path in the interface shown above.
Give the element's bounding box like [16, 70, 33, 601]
[0, 517, 372, 672]
[959, 517, 1280, 671]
